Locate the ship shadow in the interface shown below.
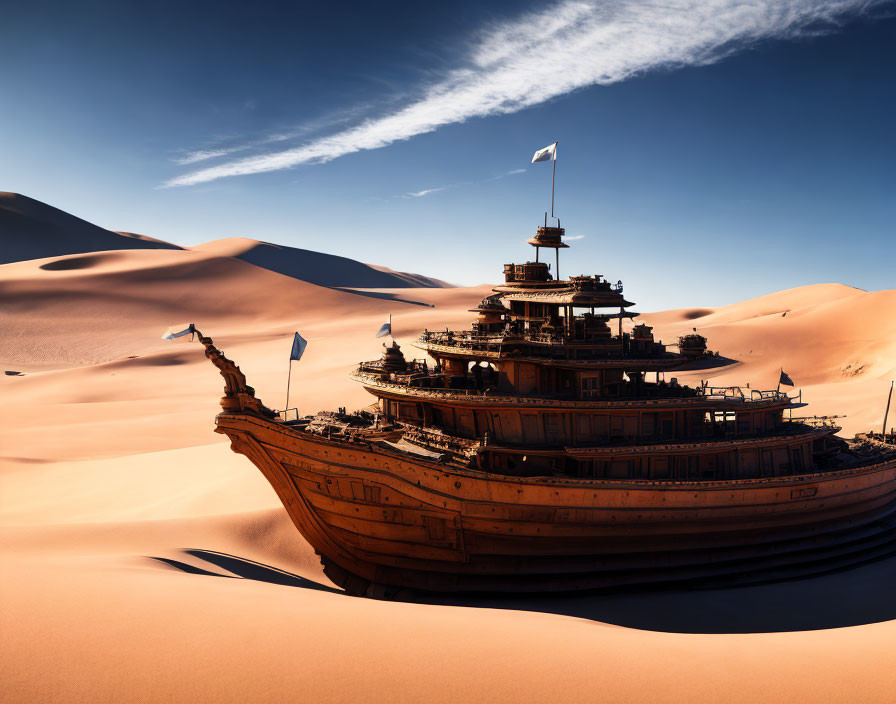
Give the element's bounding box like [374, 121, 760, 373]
[147, 549, 342, 594]
[148, 549, 896, 634]
[428, 553, 896, 634]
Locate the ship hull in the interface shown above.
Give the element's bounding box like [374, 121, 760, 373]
[217, 413, 896, 595]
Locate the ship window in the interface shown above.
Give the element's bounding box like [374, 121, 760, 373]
[701, 455, 718, 478]
[544, 414, 563, 441]
[521, 414, 541, 441]
[491, 416, 503, 441]
[399, 403, 421, 420]
[457, 410, 475, 437]
[641, 413, 656, 437]
[659, 416, 674, 439]
[610, 416, 624, 439]
[581, 377, 600, 399]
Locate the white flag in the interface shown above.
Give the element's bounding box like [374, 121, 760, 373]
[531, 142, 557, 163]
[375, 317, 392, 338]
[289, 332, 307, 361]
[161, 323, 195, 340]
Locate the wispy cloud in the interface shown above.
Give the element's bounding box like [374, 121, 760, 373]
[565, 234, 586, 240]
[400, 167, 526, 198]
[165, 0, 883, 187]
[172, 147, 248, 165]
[404, 187, 446, 198]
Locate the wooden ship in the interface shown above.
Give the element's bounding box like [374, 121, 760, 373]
[195, 223, 896, 597]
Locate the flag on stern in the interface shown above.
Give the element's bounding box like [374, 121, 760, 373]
[779, 370, 795, 387]
[161, 323, 195, 340]
[375, 315, 392, 339]
[290, 332, 308, 361]
[531, 142, 557, 163]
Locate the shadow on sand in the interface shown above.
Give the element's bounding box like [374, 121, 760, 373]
[147, 549, 342, 594]
[149, 549, 896, 634]
[436, 553, 896, 634]
[333, 287, 436, 307]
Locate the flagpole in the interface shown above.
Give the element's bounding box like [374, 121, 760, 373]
[883, 379, 894, 438]
[285, 359, 293, 412]
[550, 141, 558, 218]
[777, 367, 782, 393]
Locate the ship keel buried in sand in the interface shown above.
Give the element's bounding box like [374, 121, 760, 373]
[189, 222, 896, 597]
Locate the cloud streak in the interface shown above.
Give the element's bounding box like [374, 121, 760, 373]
[165, 0, 883, 187]
[404, 187, 446, 198]
[172, 147, 248, 165]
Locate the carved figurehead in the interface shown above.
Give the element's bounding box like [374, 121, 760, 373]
[195, 332, 276, 418]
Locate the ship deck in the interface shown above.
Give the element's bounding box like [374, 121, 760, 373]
[350, 365, 790, 410]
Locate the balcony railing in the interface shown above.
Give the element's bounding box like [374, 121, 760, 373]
[417, 329, 672, 360]
[698, 386, 790, 403]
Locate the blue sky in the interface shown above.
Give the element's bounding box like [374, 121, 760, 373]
[1, 0, 893, 309]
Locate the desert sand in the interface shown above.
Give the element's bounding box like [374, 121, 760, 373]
[2, 212, 895, 702]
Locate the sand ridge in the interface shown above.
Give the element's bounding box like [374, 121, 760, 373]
[0, 192, 182, 264]
[193, 236, 455, 289]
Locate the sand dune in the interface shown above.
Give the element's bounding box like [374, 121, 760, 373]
[1, 193, 452, 291]
[632, 283, 896, 435]
[0, 192, 181, 264]
[1, 245, 894, 703]
[194, 236, 455, 288]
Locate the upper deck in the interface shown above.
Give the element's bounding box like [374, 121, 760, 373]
[350, 358, 791, 411]
[494, 279, 633, 308]
[415, 326, 683, 367]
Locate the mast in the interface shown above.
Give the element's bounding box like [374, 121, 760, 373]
[551, 141, 558, 218]
[884, 380, 894, 438]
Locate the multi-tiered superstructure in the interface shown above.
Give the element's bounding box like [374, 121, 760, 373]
[202, 222, 896, 597]
[351, 225, 831, 483]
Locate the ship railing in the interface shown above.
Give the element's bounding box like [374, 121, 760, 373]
[277, 408, 301, 423]
[419, 329, 637, 354]
[355, 359, 431, 376]
[750, 389, 785, 400]
[351, 371, 760, 407]
[352, 363, 486, 392]
[699, 385, 746, 399]
[856, 431, 896, 447]
[788, 415, 845, 428]
[418, 330, 506, 352]
[697, 386, 789, 403]
[400, 425, 482, 458]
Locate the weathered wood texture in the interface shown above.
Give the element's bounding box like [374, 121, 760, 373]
[216, 413, 896, 595]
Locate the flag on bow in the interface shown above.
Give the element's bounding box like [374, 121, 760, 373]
[779, 370, 794, 387]
[161, 323, 195, 340]
[531, 142, 557, 163]
[290, 332, 307, 361]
